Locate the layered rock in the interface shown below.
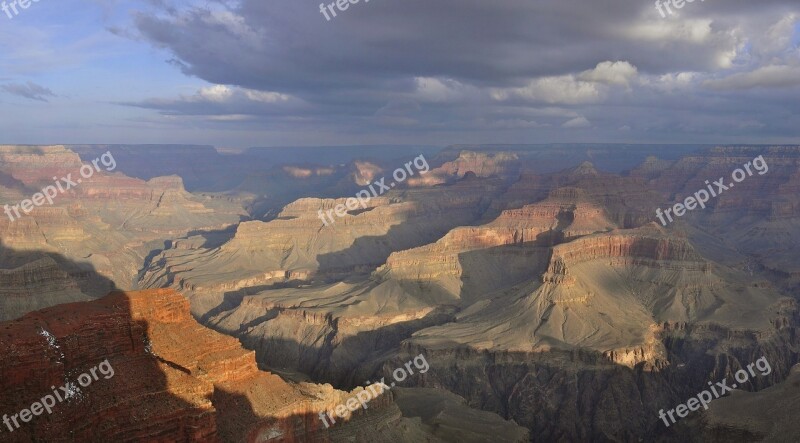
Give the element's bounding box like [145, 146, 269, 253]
[6, 145, 800, 442]
[191, 188, 617, 386]
[496, 162, 664, 228]
[408, 150, 519, 186]
[140, 178, 503, 318]
[393, 313, 800, 442]
[0, 289, 454, 442]
[700, 364, 800, 441]
[632, 146, 800, 289]
[0, 146, 246, 320]
[546, 225, 705, 270]
[0, 257, 91, 321]
[408, 224, 783, 360]
[0, 146, 85, 186]
[382, 193, 616, 303]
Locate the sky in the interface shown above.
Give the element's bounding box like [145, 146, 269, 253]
[0, 0, 798, 147]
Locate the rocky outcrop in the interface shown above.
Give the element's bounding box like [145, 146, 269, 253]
[0, 288, 532, 442]
[0, 146, 84, 186]
[700, 364, 800, 442]
[547, 224, 706, 270]
[382, 194, 615, 299]
[0, 289, 434, 442]
[0, 146, 246, 320]
[398, 301, 800, 441]
[407, 151, 519, 187]
[0, 256, 91, 321]
[496, 164, 664, 228]
[140, 178, 503, 318]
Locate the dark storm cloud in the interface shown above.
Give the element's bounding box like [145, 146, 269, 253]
[124, 0, 800, 143]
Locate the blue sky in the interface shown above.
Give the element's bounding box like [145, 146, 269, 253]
[0, 0, 207, 145]
[1, 0, 799, 147]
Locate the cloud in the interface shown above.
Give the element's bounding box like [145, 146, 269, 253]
[622, 19, 714, 44]
[1, 81, 56, 101]
[705, 65, 800, 90]
[123, 84, 300, 117]
[109, 0, 800, 144]
[562, 116, 592, 128]
[491, 76, 605, 105]
[578, 61, 639, 87]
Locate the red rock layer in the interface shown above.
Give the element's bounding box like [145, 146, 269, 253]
[0, 289, 395, 442]
[0, 146, 84, 186]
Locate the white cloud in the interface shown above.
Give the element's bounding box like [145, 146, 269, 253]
[491, 76, 604, 105]
[578, 61, 639, 87]
[562, 116, 591, 128]
[198, 85, 234, 102]
[645, 71, 700, 92]
[186, 85, 293, 104]
[412, 77, 477, 103]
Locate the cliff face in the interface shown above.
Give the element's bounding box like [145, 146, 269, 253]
[0, 289, 216, 442]
[405, 224, 745, 363]
[174, 147, 800, 441]
[381, 195, 615, 303]
[699, 364, 800, 441]
[496, 164, 663, 228]
[0, 288, 529, 442]
[547, 225, 706, 269]
[0, 256, 91, 321]
[0, 289, 427, 443]
[405, 151, 519, 187]
[630, 147, 800, 229]
[631, 146, 800, 285]
[395, 315, 800, 442]
[0, 146, 246, 321]
[140, 178, 504, 318]
[0, 146, 84, 186]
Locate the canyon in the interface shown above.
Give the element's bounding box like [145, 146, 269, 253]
[2, 144, 799, 441]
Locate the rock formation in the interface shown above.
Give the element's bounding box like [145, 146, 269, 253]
[0, 288, 524, 442]
[5, 144, 800, 441]
[0, 146, 246, 321]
